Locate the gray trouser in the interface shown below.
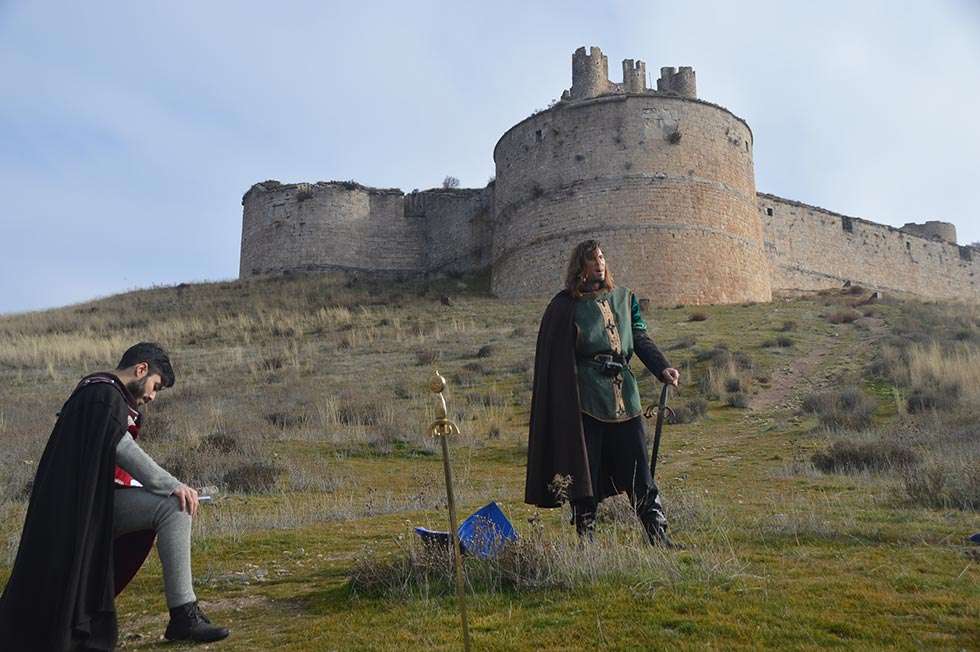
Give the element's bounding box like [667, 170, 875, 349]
[113, 488, 196, 608]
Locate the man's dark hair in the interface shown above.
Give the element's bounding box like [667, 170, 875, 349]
[116, 342, 175, 388]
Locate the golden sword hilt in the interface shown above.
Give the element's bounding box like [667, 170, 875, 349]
[428, 370, 461, 438]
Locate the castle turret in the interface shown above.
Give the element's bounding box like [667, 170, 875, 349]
[571, 46, 610, 100]
[900, 221, 957, 244]
[622, 59, 646, 93]
[657, 66, 697, 99]
[492, 50, 766, 305]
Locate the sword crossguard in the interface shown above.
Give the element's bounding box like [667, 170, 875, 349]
[428, 419, 460, 438]
[643, 404, 676, 421]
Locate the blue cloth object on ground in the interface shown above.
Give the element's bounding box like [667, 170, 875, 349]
[413, 527, 451, 548]
[969, 532, 980, 545]
[458, 502, 518, 559]
[414, 502, 518, 559]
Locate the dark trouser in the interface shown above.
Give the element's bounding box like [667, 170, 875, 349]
[573, 414, 667, 537]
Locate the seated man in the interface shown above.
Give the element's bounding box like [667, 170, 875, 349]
[0, 343, 229, 650]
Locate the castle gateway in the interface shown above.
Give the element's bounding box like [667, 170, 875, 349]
[240, 46, 979, 304]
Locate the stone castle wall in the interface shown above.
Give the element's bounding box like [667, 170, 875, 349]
[239, 46, 977, 305]
[490, 93, 771, 304]
[240, 181, 489, 277]
[760, 194, 979, 301]
[407, 188, 493, 273]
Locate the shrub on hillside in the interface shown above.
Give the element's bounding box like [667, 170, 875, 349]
[695, 346, 730, 365]
[667, 335, 697, 350]
[801, 387, 877, 430]
[688, 312, 708, 322]
[336, 400, 383, 426]
[906, 384, 961, 414]
[669, 398, 709, 424]
[903, 459, 979, 511]
[476, 344, 496, 358]
[265, 411, 306, 428]
[826, 308, 862, 324]
[811, 440, 919, 474]
[414, 348, 439, 366]
[726, 392, 749, 408]
[224, 462, 282, 493]
[201, 432, 240, 454]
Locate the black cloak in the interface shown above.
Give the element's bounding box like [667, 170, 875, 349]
[523, 290, 671, 508]
[524, 291, 594, 508]
[0, 374, 136, 651]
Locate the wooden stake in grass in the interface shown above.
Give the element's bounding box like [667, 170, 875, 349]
[428, 370, 471, 652]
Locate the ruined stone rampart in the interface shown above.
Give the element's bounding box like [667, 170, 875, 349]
[239, 45, 977, 305]
[760, 194, 979, 301]
[240, 181, 489, 278]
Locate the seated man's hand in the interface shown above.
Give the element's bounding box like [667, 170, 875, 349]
[661, 367, 680, 387]
[172, 484, 199, 517]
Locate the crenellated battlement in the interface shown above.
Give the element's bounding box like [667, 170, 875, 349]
[622, 58, 646, 93]
[570, 46, 610, 100]
[566, 46, 695, 102]
[657, 66, 697, 99]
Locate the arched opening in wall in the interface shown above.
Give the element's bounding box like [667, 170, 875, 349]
[841, 216, 854, 233]
[766, 207, 773, 216]
[960, 245, 973, 262]
[535, 129, 543, 143]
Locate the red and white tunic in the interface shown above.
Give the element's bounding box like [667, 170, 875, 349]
[114, 406, 144, 488]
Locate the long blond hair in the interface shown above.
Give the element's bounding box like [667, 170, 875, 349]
[564, 239, 615, 298]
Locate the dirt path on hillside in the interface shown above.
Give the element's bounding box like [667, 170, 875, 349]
[751, 341, 838, 412]
[752, 317, 887, 413]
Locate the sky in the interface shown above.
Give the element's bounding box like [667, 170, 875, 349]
[1, 1, 979, 314]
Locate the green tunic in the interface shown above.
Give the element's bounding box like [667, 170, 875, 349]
[574, 286, 648, 422]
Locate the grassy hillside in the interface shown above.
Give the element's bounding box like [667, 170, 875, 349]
[0, 273, 977, 650]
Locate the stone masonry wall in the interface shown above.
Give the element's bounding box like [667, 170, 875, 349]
[241, 181, 423, 276]
[491, 93, 770, 305]
[760, 193, 980, 301]
[240, 181, 489, 278]
[239, 46, 978, 306]
[409, 188, 493, 273]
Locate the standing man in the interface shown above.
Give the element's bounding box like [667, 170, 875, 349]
[0, 343, 229, 650]
[525, 240, 681, 546]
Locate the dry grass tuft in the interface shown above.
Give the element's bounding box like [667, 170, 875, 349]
[224, 462, 283, 494]
[349, 492, 742, 598]
[826, 308, 862, 324]
[801, 387, 877, 431]
[811, 440, 918, 473]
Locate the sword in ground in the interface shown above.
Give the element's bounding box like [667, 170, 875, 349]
[428, 370, 472, 652]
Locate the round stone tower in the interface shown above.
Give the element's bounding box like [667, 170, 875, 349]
[490, 47, 771, 305]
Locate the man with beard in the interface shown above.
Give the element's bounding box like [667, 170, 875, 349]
[525, 240, 682, 547]
[0, 342, 229, 650]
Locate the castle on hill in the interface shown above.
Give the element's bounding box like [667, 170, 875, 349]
[240, 46, 978, 304]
